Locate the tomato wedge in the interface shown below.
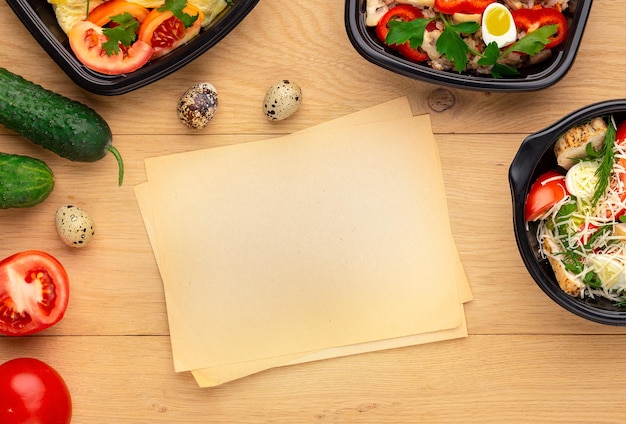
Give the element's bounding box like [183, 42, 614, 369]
[525, 171, 569, 222]
[609, 121, 626, 220]
[0, 251, 69, 336]
[138, 5, 204, 59]
[375, 5, 429, 63]
[88, 0, 150, 27]
[511, 7, 567, 50]
[69, 21, 153, 75]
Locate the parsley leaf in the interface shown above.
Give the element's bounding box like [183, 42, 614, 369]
[102, 13, 139, 56]
[387, 19, 432, 49]
[381, 14, 557, 78]
[501, 24, 557, 57]
[436, 19, 479, 73]
[158, 0, 199, 27]
[477, 25, 558, 75]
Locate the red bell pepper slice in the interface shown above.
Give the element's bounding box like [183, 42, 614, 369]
[434, 0, 495, 15]
[375, 5, 429, 63]
[511, 7, 567, 49]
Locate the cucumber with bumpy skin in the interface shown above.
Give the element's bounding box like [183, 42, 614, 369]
[0, 152, 55, 208]
[0, 68, 124, 185]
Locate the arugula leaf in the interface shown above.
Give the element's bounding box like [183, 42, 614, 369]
[158, 0, 199, 27]
[102, 13, 139, 56]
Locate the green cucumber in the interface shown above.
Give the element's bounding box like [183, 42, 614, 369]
[0, 152, 55, 208]
[0, 68, 124, 185]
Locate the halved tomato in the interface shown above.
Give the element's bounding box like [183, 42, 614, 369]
[608, 121, 626, 220]
[88, 0, 150, 27]
[525, 170, 569, 222]
[69, 21, 153, 75]
[138, 5, 204, 58]
[0, 251, 70, 336]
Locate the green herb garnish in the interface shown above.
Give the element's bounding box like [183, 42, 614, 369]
[158, 0, 199, 27]
[386, 15, 558, 78]
[102, 13, 140, 56]
[591, 119, 616, 206]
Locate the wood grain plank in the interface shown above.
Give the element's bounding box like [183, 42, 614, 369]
[1, 334, 625, 423]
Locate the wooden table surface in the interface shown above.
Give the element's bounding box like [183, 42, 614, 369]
[1, 0, 625, 422]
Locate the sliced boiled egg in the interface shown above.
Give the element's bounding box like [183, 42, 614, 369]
[588, 254, 626, 291]
[565, 160, 601, 202]
[481, 3, 517, 48]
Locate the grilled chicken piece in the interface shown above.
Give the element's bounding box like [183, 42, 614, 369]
[554, 117, 608, 170]
[542, 235, 585, 296]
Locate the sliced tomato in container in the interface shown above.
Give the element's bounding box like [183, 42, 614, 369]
[88, 0, 150, 27]
[0, 251, 70, 336]
[138, 5, 204, 59]
[525, 170, 569, 222]
[69, 21, 153, 75]
[607, 121, 626, 220]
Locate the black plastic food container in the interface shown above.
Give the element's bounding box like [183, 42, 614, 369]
[344, 0, 592, 92]
[510, 100, 626, 325]
[6, 0, 259, 95]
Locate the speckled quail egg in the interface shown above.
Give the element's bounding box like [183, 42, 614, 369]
[55, 205, 95, 248]
[481, 3, 517, 48]
[177, 83, 218, 129]
[263, 80, 302, 121]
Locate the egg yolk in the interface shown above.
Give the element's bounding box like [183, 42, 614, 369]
[484, 7, 511, 36]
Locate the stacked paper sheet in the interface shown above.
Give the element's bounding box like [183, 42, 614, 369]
[134, 97, 472, 387]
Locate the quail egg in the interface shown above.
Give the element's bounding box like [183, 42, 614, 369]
[263, 80, 302, 121]
[177, 83, 218, 129]
[55, 205, 95, 248]
[481, 3, 517, 48]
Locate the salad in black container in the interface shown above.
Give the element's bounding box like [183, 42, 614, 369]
[344, 0, 592, 91]
[6, 0, 259, 95]
[510, 100, 626, 326]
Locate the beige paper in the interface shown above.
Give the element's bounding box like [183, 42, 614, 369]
[134, 179, 469, 388]
[143, 114, 464, 373]
[135, 98, 472, 387]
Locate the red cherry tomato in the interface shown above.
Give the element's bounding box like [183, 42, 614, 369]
[69, 21, 153, 75]
[138, 5, 204, 59]
[525, 171, 569, 222]
[511, 7, 567, 50]
[0, 251, 69, 336]
[88, 0, 150, 27]
[375, 5, 429, 62]
[0, 358, 72, 424]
